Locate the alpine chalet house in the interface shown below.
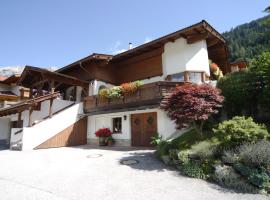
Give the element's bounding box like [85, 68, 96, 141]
[0, 20, 229, 150]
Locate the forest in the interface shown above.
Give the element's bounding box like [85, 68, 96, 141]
[223, 15, 270, 62]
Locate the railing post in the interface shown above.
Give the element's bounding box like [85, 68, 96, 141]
[49, 98, 53, 118]
[184, 71, 190, 82]
[28, 107, 33, 127]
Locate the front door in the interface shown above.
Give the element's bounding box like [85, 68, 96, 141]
[131, 112, 157, 147]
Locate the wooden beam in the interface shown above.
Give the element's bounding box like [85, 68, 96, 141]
[28, 107, 33, 127]
[50, 81, 55, 93]
[201, 72, 206, 82]
[184, 71, 190, 82]
[187, 32, 209, 44]
[49, 98, 53, 118]
[18, 112, 22, 121]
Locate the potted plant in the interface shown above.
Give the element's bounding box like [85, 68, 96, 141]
[106, 136, 115, 146]
[95, 128, 112, 146]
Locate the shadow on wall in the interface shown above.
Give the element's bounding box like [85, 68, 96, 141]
[118, 151, 176, 172]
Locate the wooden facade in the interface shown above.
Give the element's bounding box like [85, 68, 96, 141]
[34, 117, 87, 149]
[57, 20, 229, 85]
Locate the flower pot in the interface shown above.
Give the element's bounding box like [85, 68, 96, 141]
[107, 140, 114, 146]
[99, 137, 107, 146]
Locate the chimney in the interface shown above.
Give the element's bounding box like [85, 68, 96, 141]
[128, 42, 133, 50]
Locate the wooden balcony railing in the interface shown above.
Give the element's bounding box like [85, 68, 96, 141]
[83, 81, 185, 115]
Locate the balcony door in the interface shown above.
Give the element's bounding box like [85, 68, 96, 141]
[131, 112, 157, 147]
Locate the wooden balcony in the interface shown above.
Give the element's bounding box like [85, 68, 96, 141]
[83, 81, 185, 115]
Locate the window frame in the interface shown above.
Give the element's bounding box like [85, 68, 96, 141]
[112, 117, 122, 134]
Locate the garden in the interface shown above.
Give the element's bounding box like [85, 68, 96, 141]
[154, 52, 270, 195]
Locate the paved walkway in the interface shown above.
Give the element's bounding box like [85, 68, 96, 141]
[0, 146, 268, 200]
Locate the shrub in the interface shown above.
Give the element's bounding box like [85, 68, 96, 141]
[222, 149, 239, 165]
[181, 161, 208, 180]
[155, 139, 172, 158]
[234, 163, 270, 189]
[98, 88, 109, 98]
[107, 86, 122, 98]
[217, 71, 262, 118]
[213, 116, 269, 146]
[160, 84, 224, 138]
[188, 140, 219, 161]
[177, 150, 190, 164]
[238, 140, 270, 167]
[213, 165, 259, 193]
[95, 128, 112, 137]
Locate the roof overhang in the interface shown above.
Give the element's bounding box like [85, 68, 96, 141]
[111, 20, 226, 62]
[56, 20, 227, 73]
[0, 74, 20, 85]
[18, 66, 89, 90]
[56, 53, 113, 73]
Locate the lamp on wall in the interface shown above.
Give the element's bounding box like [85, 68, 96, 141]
[124, 115, 127, 120]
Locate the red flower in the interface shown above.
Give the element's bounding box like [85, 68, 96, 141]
[95, 128, 112, 137]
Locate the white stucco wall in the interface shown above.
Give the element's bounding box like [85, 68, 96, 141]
[6, 99, 73, 127]
[87, 108, 182, 145]
[162, 38, 210, 76]
[0, 83, 21, 96]
[0, 83, 11, 91]
[20, 102, 84, 150]
[0, 118, 10, 141]
[91, 80, 115, 96]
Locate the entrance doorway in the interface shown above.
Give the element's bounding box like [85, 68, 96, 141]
[131, 112, 157, 147]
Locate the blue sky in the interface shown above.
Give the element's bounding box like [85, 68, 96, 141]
[0, 0, 269, 68]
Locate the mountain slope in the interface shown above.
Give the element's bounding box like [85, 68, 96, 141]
[223, 15, 270, 62]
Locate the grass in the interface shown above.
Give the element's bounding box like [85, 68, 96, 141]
[170, 129, 221, 150]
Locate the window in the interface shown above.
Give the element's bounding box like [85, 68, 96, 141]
[98, 85, 107, 91]
[112, 117, 122, 133]
[171, 72, 185, 82]
[189, 72, 202, 83]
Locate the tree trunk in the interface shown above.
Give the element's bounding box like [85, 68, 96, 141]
[192, 121, 204, 139]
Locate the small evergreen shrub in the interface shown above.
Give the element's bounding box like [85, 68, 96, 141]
[222, 149, 239, 165]
[213, 165, 259, 193]
[213, 116, 269, 146]
[181, 161, 208, 180]
[238, 140, 270, 167]
[234, 163, 270, 189]
[177, 150, 190, 164]
[188, 140, 219, 161]
[155, 139, 172, 158]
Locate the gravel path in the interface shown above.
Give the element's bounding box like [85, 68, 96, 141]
[0, 146, 268, 200]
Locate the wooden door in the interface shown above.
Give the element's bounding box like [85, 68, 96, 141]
[35, 117, 87, 149]
[131, 112, 157, 147]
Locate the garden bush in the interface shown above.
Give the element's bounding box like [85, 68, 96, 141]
[213, 116, 269, 146]
[238, 140, 270, 167]
[155, 139, 172, 158]
[181, 161, 209, 180]
[234, 163, 270, 190]
[217, 71, 261, 118]
[213, 165, 259, 193]
[188, 139, 220, 161]
[221, 149, 239, 165]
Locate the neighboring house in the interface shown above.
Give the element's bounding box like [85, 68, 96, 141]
[0, 20, 229, 150]
[0, 74, 30, 147]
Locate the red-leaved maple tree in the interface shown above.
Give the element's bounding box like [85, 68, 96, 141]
[160, 84, 224, 137]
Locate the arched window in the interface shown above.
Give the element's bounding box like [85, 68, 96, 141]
[98, 85, 107, 91]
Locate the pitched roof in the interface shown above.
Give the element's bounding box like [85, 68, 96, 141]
[56, 53, 112, 73]
[0, 74, 20, 84]
[18, 66, 89, 89]
[57, 20, 226, 73]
